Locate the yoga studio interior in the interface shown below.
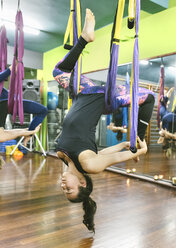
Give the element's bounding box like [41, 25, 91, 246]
[0, 1, 176, 247]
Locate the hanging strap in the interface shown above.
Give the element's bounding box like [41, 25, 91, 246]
[172, 95, 176, 112]
[64, 0, 82, 110]
[105, 0, 125, 110]
[128, 0, 135, 29]
[129, 0, 140, 153]
[63, 0, 74, 49]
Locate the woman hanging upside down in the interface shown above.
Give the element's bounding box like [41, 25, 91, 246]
[53, 9, 155, 233]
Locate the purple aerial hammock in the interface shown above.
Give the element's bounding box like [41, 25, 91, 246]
[8, 0, 24, 124]
[105, 0, 140, 153]
[129, 0, 140, 153]
[122, 72, 130, 129]
[157, 64, 165, 129]
[64, 0, 140, 153]
[0, 0, 8, 95]
[105, 0, 125, 111]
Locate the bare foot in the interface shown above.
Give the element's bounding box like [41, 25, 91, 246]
[81, 9, 95, 42]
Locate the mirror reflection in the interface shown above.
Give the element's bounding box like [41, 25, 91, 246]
[82, 53, 176, 183]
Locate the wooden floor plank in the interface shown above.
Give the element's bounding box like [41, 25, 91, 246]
[0, 150, 176, 248]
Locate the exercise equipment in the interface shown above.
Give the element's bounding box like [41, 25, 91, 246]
[0, 0, 7, 95]
[106, 0, 140, 152]
[8, 0, 24, 124]
[63, 0, 82, 110]
[13, 150, 23, 160]
[47, 92, 58, 110]
[64, 0, 141, 152]
[10, 114, 46, 157]
[157, 65, 165, 128]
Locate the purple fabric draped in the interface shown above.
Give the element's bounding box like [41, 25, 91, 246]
[0, 25, 8, 95]
[72, 0, 81, 96]
[123, 72, 130, 128]
[8, 10, 24, 124]
[157, 66, 165, 128]
[105, 44, 119, 111]
[130, 0, 140, 152]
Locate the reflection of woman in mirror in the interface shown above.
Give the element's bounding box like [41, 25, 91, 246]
[159, 87, 174, 122]
[0, 65, 48, 145]
[53, 9, 155, 232]
[158, 87, 176, 144]
[107, 108, 127, 141]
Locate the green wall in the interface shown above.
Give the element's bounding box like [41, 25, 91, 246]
[43, 6, 176, 82]
[169, 0, 176, 8]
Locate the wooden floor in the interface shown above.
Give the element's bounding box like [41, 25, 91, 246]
[113, 145, 176, 181]
[0, 150, 176, 248]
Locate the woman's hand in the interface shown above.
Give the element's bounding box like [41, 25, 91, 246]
[124, 141, 130, 150]
[137, 137, 147, 154]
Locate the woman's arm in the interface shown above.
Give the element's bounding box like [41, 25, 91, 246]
[53, 61, 71, 92]
[167, 87, 174, 98]
[0, 125, 41, 142]
[82, 138, 147, 174]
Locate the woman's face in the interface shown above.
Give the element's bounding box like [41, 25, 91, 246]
[61, 172, 81, 200]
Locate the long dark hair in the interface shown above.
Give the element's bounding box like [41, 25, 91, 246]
[116, 130, 123, 141]
[69, 174, 97, 233]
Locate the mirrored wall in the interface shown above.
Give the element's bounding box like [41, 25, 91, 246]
[46, 53, 176, 186]
[85, 53, 176, 185]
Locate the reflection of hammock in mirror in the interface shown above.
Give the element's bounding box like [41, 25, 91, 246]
[157, 63, 176, 148]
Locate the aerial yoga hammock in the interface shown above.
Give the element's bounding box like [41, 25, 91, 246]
[157, 65, 165, 129]
[157, 65, 176, 143]
[105, 0, 140, 152]
[62, 0, 141, 153]
[8, 0, 24, 124]
[0, 0, 8, 95]
[0, 0, 47, 135]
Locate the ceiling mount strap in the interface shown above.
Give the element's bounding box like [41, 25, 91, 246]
[18, 0, 20, 10]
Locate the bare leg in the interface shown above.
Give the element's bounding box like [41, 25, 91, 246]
[81, 9, 95, 43]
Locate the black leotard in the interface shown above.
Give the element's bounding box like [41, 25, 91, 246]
[56, 93, 105, 173]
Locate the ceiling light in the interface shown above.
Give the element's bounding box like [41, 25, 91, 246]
[23, 26, 40, 35]
[140, 60, 149, 65]
[168, 66, 176, 72]
[1, 20, 40, 36]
